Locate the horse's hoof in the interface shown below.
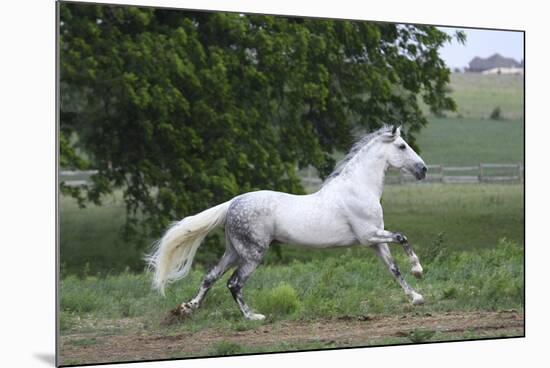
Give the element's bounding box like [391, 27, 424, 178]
[411, 265, 424, 279]
[177, 303, 194, 316]
[395, 233, 408, 244]
[246, 313, 266, 321]
[411, 293, 425, 305]
[166, 303, 193, 320]
[161, 304, 192, 326]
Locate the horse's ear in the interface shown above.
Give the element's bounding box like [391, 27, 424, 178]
[382, 125, 399, 141]
[391, 125, 401, 137]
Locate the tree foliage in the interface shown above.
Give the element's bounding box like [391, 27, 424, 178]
[60, 3, 460, 249]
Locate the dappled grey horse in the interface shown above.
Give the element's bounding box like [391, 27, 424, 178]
[146, 125, 427, 320]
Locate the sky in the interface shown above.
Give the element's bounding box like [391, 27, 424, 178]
[437, 27, 524, 69]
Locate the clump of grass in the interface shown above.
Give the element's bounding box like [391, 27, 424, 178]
[209, 341, 243, 356]
[59, 311, 76, 332]
[442, 287, 458, 300]
[302, 296, 339, 318]
[408, 329, 436, 343]
[61, 276, 103, 314]
[119, 300, 133, 318]
[255, 282, 301, 318]
[425, 237, 523, 310]
[422, 232, 447, 264]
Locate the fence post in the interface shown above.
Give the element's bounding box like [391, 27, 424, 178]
[478, 163, 483, 183]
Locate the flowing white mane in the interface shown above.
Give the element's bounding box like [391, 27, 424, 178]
[322, 125, 394, 186]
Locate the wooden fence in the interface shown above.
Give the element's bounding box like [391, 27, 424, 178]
[301, 163, 524, 187]
[59, 170, 98, 187]
[61, 163, 524, 188]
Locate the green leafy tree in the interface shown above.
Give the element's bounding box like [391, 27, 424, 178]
[60, 3, 462, 256]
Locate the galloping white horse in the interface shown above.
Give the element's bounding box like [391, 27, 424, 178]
[146, 125, 427, 320]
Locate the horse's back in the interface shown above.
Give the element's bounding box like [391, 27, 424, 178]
[226, 190, 356, 249]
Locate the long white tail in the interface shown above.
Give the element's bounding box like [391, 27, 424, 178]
[145, 200, 232, 295]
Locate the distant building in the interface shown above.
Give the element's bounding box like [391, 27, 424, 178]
[467, 53, 522, 73]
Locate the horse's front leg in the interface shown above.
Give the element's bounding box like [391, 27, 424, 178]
[371, 243, 424, 305]
[367, 229, 423, 279]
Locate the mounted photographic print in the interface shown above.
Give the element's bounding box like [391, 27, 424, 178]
[57, 1, 525, 366]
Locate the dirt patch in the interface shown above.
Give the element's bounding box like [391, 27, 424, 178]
[59, 310, 524, 366]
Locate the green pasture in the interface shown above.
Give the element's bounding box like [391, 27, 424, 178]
[319, 73, 525, 170]
[60, 183, 523, 275]
[59, 71, 525, 362]
[446, 73, 524, 120]
[416, 72, 524, 166]
[59, 73, 524, 275]
[60, 193, 136, 276]
[312, 115, 523, 172]
[60, 238, 523, 334]
[417, 117, 523, 166]
[420, 73, 523, 120]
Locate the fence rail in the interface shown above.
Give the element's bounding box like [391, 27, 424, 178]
[301, 163, 524, 187]
[61, 163, 524, 188]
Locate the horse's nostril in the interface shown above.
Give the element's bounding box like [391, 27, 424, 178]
[422, 166, 427, 173]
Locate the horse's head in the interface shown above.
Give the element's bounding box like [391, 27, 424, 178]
[380, 125, 427, 180]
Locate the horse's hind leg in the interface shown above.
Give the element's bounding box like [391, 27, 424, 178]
[372, 243, 424, 305]
[178, 246, 238, 315]
[227, 260, 265, 320]
[223, 197, 270, 320]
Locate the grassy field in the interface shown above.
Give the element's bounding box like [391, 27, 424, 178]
[58, 72, 525, 365]
[419, 73, 523, 120]
[60, 193, 138, 275]
[60, 239, 524, 327]
[59, 238, 523, 365]
[60, 183, 524, 363]
[416, 117, 523, 166]
[60, 72, 524, 274]
[445, 73, 524, 120]
[304, 73, 525, 178]
[309, 115, 523, 171]
[60, 184, 524, 274]
[417, 72, 523, 166]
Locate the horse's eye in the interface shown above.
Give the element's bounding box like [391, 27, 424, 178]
[399, 144, 406, 150]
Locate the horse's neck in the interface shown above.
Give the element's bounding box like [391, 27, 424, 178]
[323, 150, 388, 200]
[351, 153, 387, 199]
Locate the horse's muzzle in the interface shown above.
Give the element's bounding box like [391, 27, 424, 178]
[413, 163, 427, 180]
